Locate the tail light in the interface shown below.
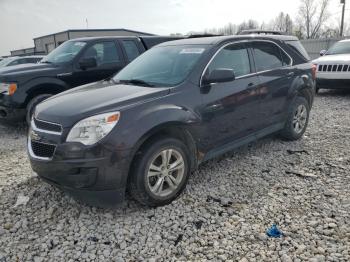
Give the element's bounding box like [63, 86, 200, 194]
[311, 64, 317, 81]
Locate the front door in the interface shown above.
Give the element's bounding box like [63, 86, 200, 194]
[199, 42, 261, 152]
[70, 41, 125, 87]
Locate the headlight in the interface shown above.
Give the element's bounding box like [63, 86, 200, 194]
[0, 83, 17, 95]
[66, 112, 120, 145]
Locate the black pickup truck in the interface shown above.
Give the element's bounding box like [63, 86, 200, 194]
[0, 36, 180, 123]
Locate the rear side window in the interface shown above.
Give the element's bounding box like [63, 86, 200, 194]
[122, 40, 141, 61]
[252, 42, 290, 71]
[286, 41, 310, 61]
[208, 43, 251, 78]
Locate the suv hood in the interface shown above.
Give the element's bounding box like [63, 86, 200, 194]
[35, 80, 170, 127]
[313, 54, 350, 64]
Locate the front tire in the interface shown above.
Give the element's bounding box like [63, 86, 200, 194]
[26, 94, 52, 125]
[280, 96, 310, 141]
[129, 137, 191, 206]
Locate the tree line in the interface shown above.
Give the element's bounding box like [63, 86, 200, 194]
[174, 0, 349, 39]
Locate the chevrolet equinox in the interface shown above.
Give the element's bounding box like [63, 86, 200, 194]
[28, 34, 315, 207]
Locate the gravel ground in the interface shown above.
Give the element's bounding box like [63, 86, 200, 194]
[0, 90, 349, 262]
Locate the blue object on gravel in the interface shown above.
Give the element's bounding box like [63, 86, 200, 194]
[266, 224, 283, 238]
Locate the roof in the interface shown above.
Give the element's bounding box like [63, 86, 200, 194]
[238, 29, 286, 35]
[33, 28, 155, 40]
[158, 34, 299, 46]
[339, 38, 350, 42]
[56, 35, 183, 44]
[66, 36, 141, 42]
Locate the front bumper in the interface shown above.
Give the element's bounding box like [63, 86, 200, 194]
[316, 79, 350, 89]
[28, 125, 133, 207]
[0, 94, 26, 121]
[0, 105, 25, 121]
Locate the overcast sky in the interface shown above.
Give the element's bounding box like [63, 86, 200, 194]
[0, 0, 346, 56]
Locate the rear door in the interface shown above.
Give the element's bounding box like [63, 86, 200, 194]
[250, 41, 294, 128]
[199, 42, 261, 150]
[70, 41, 125, 87]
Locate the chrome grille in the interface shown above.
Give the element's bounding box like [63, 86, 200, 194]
[318, 64, 350, 72]
[33, 118, 62, 134]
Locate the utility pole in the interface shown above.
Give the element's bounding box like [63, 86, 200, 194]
[340, 0, 346, 37]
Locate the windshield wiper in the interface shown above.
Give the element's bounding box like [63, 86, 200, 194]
[40, 60, 52, 64]
[119, 79, 154, 87]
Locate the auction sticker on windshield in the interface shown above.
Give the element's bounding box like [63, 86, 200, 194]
[180, 48, 205, 54]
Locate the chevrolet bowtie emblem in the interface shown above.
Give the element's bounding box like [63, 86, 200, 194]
[30, 130, 41, 141]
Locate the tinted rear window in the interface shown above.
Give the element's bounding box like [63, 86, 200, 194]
[286, 41, 310, 61]
[252, 42, 286, 71]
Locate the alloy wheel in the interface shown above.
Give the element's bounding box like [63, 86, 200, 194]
[147, 148, 185, 197]
[293, 104, 307, 134]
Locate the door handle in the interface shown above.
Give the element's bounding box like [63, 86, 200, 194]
[205, 103, 223, 112]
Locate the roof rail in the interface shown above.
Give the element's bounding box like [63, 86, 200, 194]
[238, 30, 285, 35]
[187, 34, 223, 38]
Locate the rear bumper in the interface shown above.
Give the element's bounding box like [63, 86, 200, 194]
[28, 139, 133, 208]
[316, 79, 350, 89]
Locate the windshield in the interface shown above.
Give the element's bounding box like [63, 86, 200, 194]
[113, 45, 209, 87]
[326, 41, 350, 55]
[0, 57, 16, 67]
[41, 41, 86, 64]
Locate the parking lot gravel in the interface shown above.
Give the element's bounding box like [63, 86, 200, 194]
[0, 90, 349, 262]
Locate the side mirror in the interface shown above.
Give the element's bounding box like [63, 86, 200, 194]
[319, 50, 327, 56]
[202, 69, 235, 86]
[79, 57, 97, 70]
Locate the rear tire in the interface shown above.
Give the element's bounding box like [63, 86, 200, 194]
[128, 137, 191, 206]
[280, 96, 310, 141]
[26, 94, 52, 125]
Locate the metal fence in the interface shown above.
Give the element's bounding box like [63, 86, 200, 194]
[301, 37, 350, 60]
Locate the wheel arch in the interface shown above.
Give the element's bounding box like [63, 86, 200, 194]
[24, 78, 68, 106]
[128, 122, 199, 176]
[297, 86, 314, 106]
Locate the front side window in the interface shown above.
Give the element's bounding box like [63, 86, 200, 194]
[18, 59, 28, 65]
[8, 59, 20, 66]
[122, 40, 140, 61]
[114, 45, 209, 87]
[41, 41, 87, 64]
[253, 42, 290, 71]
[207, 43, 251, 78]
[82, 41, 120, 66]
